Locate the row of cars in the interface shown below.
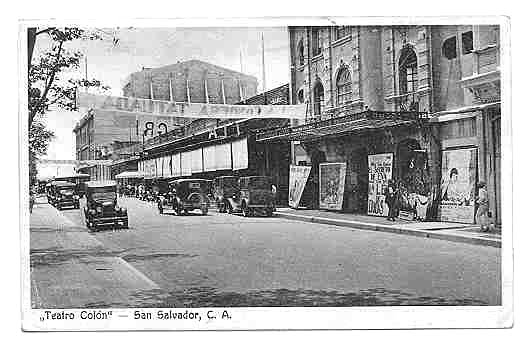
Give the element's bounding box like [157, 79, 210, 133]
[46, 180, 128, 231]
[156, 176, 276, 217]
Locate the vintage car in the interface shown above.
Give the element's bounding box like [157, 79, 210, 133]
[169, 179, 210, 215]
[212, 176, 239, 213]
[227, 176, 275, 217]
[49, 181, 80, 210]
[83, 181, 128, 230]
[155, 178, 179, 214]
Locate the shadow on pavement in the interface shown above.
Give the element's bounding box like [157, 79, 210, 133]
[113, 286, 490, 308]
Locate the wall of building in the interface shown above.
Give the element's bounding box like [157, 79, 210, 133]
[122, 60, 257, 104]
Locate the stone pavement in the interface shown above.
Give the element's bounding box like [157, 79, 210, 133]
[29, 198, 162, 308]
[275, 207, 501, 248]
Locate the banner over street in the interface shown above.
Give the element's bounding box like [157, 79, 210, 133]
[76, 92, 306, 119]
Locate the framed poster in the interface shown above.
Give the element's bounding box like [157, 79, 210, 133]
[367, 153, 394, 217]
[438, 148, 477, 223]
[319, 162, 346, 211]
[288, 165, 311, 208]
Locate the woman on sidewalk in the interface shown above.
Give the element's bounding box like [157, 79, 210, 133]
[475, 181, 493, 232]
[385, 181, 399, 221]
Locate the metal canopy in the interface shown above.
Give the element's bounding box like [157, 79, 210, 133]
[255, 110, 428, 142]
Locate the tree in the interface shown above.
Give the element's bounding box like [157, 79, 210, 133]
[27, 27, 109, 187]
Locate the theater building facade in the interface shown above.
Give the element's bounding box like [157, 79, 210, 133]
[257, 25, 501, 224]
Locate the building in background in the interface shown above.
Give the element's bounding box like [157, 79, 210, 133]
[134, 84, 292, 205]
[74, 59, 258, 180]
[257, 25, 500, 224]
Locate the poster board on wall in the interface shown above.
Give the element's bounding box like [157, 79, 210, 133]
[181, 151, 192, 176]
[438, 148, 477, 224]
[367, 153, 394, 217]
[215, 143, 232, 170]
[203, 145, 216, 172]
[171, 153, 181, 177]
[319, 162, 346, 211]
[232, 138, 249, 170]
[191, 148, 204, 173]
[288, 165, 311, 209]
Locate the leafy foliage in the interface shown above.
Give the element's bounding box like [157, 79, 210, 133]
[27, 27, 109, 187]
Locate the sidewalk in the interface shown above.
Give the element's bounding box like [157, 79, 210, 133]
[275, 207, 501, 248]
[29, 198, 161, 308]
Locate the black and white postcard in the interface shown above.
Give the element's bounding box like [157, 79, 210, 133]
[19, 16, 512, 331]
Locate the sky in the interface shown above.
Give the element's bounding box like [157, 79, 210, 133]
[35, 27, 290, 176]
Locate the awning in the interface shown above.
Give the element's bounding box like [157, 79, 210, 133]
[256, 110, 427, 142]
[429, 102, 500, 123]
[115, 171, 145, 179]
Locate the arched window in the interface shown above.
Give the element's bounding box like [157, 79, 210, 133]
[297, 88, 305, 104]
[336, 67, 352, 106]
[297, 40, 305, 66]
[313, 81, 324, 117]
[398, 46, 418, 94]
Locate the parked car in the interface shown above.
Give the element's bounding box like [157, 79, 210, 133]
[227, 176, 275, 217]
[212, 176, 239, 213]
[49, 181, 80, 210]
[169, 179, 210, 215]
[83, 181, 128, 231]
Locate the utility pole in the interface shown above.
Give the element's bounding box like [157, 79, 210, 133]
[261, 33, 266, 93]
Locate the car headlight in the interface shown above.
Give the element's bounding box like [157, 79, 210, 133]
[96, 206, 102, 213]
[89, 209, 96, 215]
[74, 195, 79, 200]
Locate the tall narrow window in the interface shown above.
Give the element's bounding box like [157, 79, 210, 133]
[335, 26, 350, 40]
[313, 81, 324, 117]
[336, 67, 353, 106]
[297, 39, 305, 66]
[399, 46, 418, 94]
[297, 89, 305, 104]
[442, 36, 457, 60]
[462, 31, 474, 54]
[312, 28, 321, 56]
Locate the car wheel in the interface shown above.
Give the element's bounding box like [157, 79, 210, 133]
[201, 205, 208, 215]
[158, 203, 163, 214]
[227, 201, 233, 214]
[183, 209, 189, 215]
[266, 208, 274, 217]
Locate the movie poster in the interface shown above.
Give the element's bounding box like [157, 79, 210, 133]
[319, 163, 347, 211]
[288, 165, 311, 208]
[438, 148, 477, 223]
[367, 153, 394, 217]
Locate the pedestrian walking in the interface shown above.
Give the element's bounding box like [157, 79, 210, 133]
[475, 181, 493, 232]
[385, 181, 398, 221]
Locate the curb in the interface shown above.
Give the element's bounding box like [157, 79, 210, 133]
[275, 212, 501, 248]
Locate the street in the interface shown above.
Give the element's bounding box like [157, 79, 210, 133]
[30, 195, 501, 308]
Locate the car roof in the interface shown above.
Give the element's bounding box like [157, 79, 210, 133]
[169, 178, 209, 185]
[215, 175, 238, 180]
[50, 181, 76, 186]
[85, 180, 117, 188]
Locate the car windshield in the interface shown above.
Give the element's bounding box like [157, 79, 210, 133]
[59, 188, 74, 195]
[247, 178, 271, 189]
[221, 178, 238, 188]
[89, 188, 116, 202]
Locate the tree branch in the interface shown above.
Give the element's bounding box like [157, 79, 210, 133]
[29, 39, 63, 126]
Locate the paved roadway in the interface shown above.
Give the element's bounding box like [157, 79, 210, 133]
[30, 195, 501, 308]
